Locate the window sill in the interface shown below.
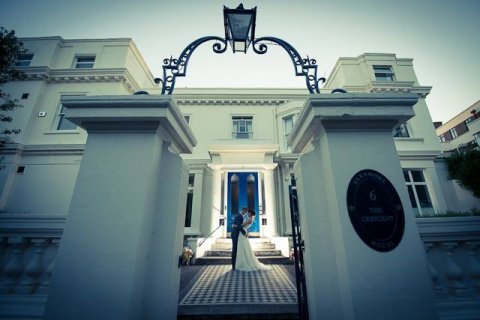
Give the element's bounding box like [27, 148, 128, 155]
[394, 137, 424, 142]
[44, 130, 80, 135]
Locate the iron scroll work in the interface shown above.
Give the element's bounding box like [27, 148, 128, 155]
[155, 36, 347, 95]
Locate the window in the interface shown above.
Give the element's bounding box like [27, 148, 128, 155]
[232, 116, 253, 139]
[393, 123, 409, 138]
[373, 65, 395, 81]
[474, 132, 480, 146]
[450, 127, 458, 139]
[439, 135, 446, 143]
[21, 93, 29, 99]
[283, 115, 294, 149]
[184, 174, 195, 228]
[184, 115, 190, 124]
[403, 170, 434, 216]
[56, 105, 77, 130]
[74, 56, 95, 69]
[15, 54, 33, 67]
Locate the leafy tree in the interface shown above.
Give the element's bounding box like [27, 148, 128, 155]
[447, 150, 480, 198]
[0, 26, 26, 149]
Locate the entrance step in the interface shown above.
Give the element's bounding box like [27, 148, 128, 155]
[195, 237, 292, 265]
[195, 256, 292, 265]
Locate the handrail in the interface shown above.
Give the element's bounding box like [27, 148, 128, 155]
[198, 223, 223, 247]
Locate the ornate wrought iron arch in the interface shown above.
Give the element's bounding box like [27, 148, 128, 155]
[155, 36, 347, 95]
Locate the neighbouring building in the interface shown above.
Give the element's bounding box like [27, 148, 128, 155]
[0, 37, 479, 319]
[436, 100, 480, 153]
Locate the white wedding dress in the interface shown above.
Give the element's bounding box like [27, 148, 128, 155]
[235, 219, 272, 271]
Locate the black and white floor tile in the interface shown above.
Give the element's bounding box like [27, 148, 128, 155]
[179, 265, 297, 306]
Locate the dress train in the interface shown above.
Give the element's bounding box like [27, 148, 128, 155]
[235, 234, 272, 271]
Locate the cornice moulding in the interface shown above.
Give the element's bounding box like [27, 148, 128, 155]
[1, 144, 85, 156]
[176, 99, 291, 106]
[0, 214, 67, 238]
[18, 67, 140, 93]
[397, 150, 441, 161]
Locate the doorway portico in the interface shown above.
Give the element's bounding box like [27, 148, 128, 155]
[207, 145, 278, 239]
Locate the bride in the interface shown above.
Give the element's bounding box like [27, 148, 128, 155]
[235, 209, 272, 271]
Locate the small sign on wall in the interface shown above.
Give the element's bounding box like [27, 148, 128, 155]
[346, 169, 405, 252]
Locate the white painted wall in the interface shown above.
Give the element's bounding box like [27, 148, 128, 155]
[2, 37, 473, 234]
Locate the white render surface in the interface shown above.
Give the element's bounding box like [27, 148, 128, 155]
[292, 95, 438, 320]
[44, 98, 194, 320]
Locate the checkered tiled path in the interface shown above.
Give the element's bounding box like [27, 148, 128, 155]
[179, 265, 297, 306]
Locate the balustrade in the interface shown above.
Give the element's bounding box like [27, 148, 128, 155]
[0, 215, 478, 319]
[418, 216, 480, 319]
[0, 214, 64, 299]
[0, 236, 60, 295]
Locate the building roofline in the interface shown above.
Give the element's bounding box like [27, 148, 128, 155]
[19, 36, 134, 43]
[436, 99, 480, 133]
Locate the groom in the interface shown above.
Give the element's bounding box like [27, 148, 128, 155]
[231, 207, 247, 270]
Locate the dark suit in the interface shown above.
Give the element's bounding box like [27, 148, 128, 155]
[231, 212, 246, 269]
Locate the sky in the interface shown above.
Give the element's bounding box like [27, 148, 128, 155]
[0, 0, 479, 123]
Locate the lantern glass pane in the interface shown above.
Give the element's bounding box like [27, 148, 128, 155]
[227, 13, 252, 40]
[233, 41, 246, 52]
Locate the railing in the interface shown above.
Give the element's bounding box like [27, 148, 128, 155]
[198, 222, 224, 248]
[0, 214, 478, 319]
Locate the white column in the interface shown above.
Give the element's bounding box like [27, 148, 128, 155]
[191, 170, 204, 234]
[185, 169, 204, 235]
[425, 166, 448, 213]
[262, 168, 278, 237]
[44, 95, 195, 320]
[280, 163, 293, 235]
[210, 168, 223, 237]
[290, 93, 438, 320]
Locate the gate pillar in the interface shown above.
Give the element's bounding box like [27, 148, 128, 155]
[289, 93, 438, 320]
[44, 96, 196, 320]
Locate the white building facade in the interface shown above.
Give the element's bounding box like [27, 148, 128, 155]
[1, 37, 479, 319]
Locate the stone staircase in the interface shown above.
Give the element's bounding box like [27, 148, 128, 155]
[195, 237, 292, 265]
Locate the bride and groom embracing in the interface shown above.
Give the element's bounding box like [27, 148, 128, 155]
[231, 207, 272, 271]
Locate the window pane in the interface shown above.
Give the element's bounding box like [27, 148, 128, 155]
[15, 54, 34, 67]
[56, 106, 76, 130]
[415, 185, 433, 208]
[184, 191, 193, 227]
[474, 133, 480, 145]
[411, 170, 425, 182]
[403, 170, 410, 182]
[373, 65, 395, 81]
[232, 117, 252, 138]
[284, 116, 294, 134]
[75, 56, 95, 69]
[407, 185, 417, 208]
[57, 116, 77, 130]
[393, 123, 409, 137]
[246, 121, 252, 132]
[77, 57, 95, 63]
[373, 66, 392, 72]
[450, 128, 458, 139]
[188, 174, 195, 188]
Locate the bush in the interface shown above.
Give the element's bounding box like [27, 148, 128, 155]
[447, 150, 480, 198]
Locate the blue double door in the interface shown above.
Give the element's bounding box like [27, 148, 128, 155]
[226, 172, 260, 237]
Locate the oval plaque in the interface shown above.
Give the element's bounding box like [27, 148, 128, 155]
[346, 169, 405, 252]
